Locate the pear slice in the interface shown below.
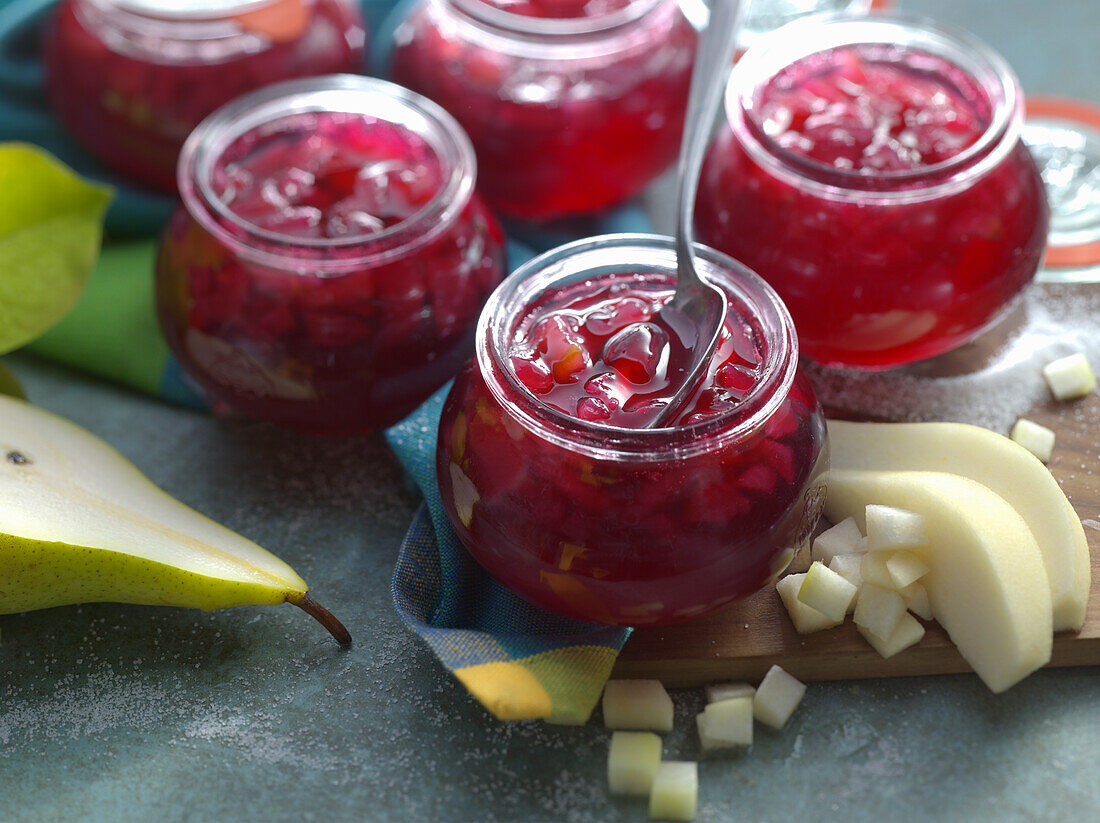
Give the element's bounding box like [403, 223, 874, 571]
[828, 420, 1090, 632]
[0, 394, 349, 644]
[825, 469, 1052, 693]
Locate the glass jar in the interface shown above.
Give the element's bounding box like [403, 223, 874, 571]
[44, 0, 367, 191]
[155, 75, 507, 435]
[695, 15, 1049, 370]
[740, 0, 874, 52]
[389, 0, 698, 221]
[436, 234, 828, 627]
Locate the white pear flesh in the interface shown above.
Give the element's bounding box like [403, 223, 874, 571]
[797, 561, 857, 623]
[648, 762, 698, 822]
[753, 665, 806, 729]
[0, 396, 319, 618]
[825, 469, 1052, 693]
[827, 420, 1089, 632]
[810, 517, 863, 564]
[858, 611, 926, 660]
[602, 680, 674, 733]
[776, 573, 842, 634]
[607, 731, 662, 796]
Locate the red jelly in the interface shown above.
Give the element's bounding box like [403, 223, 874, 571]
[156, 76, 506, 435]
[437, 235, 828, 626]
[389, 0, 697, 220]
[44, 0, 367, 191]
[695, 16, 1049, 369]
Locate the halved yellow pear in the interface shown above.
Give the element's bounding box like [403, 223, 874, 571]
[0, 394, 349, 643]
[825, 468, 1052, 693]
[828, 420, 1090, 632]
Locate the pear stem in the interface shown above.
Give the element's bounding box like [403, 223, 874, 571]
[292, 594, 352, 646]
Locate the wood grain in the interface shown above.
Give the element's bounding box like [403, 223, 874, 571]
[613, 391, 1100, 688]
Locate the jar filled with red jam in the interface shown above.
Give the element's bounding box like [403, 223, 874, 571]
[156, 75, 507, 435]
[696, 15, 1049, 369]
[437, 235, 828, 626]
[44, 0, 367, 191]
[389, 0, 698, 221]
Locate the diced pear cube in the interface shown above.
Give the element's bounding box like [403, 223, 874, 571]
[603, 680, 674, 732]
[648, 762, 698, 821]
[865, 504, 927, 551]
[1043, 353, 1096, 400]
[753, 665, 806, 729]
[776, 574, 843, 634]
[810, 517, 864, 563]
[897, 580, 932, 620]
[700, 696, 753, 749]
[608, 731, 662, 796]
[1010, 418, 1056, 463]
[901, 581, 933, 621]
[705, 681, 755, 704]
[853, 583, 906, 642]
[828, 554, 863, 601]
[860, 552, 897, 590]
[858, 611, 926, 659]
[797, 561, 857, 622]
[886, 550, 931, 589]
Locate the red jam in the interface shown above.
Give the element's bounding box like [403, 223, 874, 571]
[436, 239, 828, 626]
[156, 80, 506, 435]
[389, 0, 697, 220]
[509, 279, 766, 428]
[696, 27, 1049, 369]
[211, 112, 443, 239]
[44, 0, 366, 191]
[478, 0, 632, 18]
[758, 45, 987, 172]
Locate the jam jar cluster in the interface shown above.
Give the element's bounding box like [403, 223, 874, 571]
[155, 76, 506, 435]
[390, 0, 698, 220]
[45, 0, 367, 190]
[436, 235, 828, 626]
[696, 14, 1048, 369]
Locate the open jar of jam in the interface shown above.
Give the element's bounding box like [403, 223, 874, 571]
[436, 235, 828, 626]
[389, 0, 697, 221]
[695, 14, 1049, 369]
[44, 0, 367, 191]
[155, 75, 506, 435]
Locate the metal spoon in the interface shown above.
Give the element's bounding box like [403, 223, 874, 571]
[647, 0, 745, 428]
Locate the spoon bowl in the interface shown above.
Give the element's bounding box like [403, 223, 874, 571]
[647, 0, 745, 428]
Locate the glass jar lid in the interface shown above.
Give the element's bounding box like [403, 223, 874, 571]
[1024, 95, 1100, 278]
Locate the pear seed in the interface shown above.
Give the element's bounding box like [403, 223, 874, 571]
[6, 450, 29, 465]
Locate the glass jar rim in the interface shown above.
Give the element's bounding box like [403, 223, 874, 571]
[445, 0, 664, 39]
[726, 12, 1024, 202]
[177, 74, 478, 273]
[476, 233, 800, 462]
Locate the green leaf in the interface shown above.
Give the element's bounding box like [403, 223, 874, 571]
[0, 144, 113, 355]
[0, 359, 25, 399]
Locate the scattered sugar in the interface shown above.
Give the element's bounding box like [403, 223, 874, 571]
[808, 285, 1100, 432]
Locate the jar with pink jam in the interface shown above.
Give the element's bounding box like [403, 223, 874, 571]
[695, 15, 1049, 369]
[389, 0, 698, 221]
[155, 76, 507, 435]
[44, 0, 367, 191]
[436, 235, 828, 627]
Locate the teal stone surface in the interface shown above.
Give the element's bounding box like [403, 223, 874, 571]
[3, 1, 1100, 820]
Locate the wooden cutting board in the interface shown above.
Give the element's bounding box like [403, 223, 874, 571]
[613, 389, 1100, 688]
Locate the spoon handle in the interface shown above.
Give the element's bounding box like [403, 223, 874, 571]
[675, 0, 745, 263]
